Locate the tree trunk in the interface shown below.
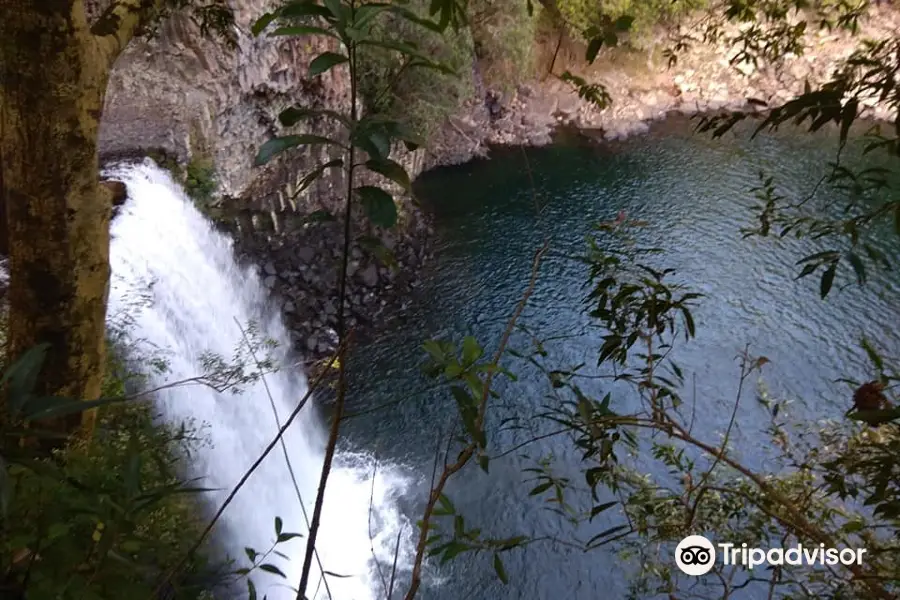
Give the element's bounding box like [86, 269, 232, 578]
[0, 0, 114, 437]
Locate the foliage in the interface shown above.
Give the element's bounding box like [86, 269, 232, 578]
[249, 2, 462, 596]
[556, 0, 707, 40]
[13, 0, 900, 598]
[559, 70, 613, 109]
[145, 151, 219, 215]
[356, 0, 475, 141]
[468, 0, 541, 91]
[0, 280, 290, 598]
[185, 157, 219, 209]
[0, 338, 215, 600]
[691, 11, 900, 300]
[137, 0, 238, 48]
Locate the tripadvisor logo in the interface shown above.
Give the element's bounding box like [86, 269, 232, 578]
[674, 535, 868, 576]
[675, 535, 716, 576]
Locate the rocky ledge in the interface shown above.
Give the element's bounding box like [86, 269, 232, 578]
[427, 6, 900, 167]
[227, 212, 433, 363]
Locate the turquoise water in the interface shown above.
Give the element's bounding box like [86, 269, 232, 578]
[340, 116, 900, 599]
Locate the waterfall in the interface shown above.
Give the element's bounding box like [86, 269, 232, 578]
[106, 161, 414, 600]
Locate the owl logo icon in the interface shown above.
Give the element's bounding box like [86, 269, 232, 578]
[675, 535, 716, 576]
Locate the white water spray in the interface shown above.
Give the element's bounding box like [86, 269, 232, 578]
[106, 161, 414, 600]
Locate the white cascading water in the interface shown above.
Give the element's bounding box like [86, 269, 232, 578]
[105, 160, 414, 600]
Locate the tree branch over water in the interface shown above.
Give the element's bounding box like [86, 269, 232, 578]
[403, 241, 549, 600]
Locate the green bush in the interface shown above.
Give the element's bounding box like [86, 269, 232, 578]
[357, 0, 475, 141]
[469, 0, 541, 91]
[0, 337, 216, 600]
[557, 0, 707, 40]
[185, 157, 218, 207]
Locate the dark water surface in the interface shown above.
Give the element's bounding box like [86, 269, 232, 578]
[340, 116, 900, 599]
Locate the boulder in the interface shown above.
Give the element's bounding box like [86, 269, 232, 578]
[102, 180, 128, 206]
[359, 264, 379, 287]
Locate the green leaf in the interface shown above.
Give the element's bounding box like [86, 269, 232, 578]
[245, 547, 258, 563]
[586, 524, 629, 548]
[351, 123, 391, 160]
[589, 501, 617, 522]
[309, 52, 348, 77]
[840, 98, 858, 145]
[820, 261, 837, 299]
[278, 106, 349, 128]
[270, 25, 338, 39]
[842, 520, 865, 534]
[493, 553, 509, 584]
[861, 337, 884, 371]
[322, 570, 353, 578]
[796, 263, 818, 279]
[529, 481, 553, 496]
[259, 563, 287, 578]
[47, 522, 71, 540]
[585, 37, 603, 64]
[359, 39, 456, 74]
[438, 493, 456, 514]
[275, 516, 283, 535]
[306, 209, 336, 223]
[277, 532, 304, 542]
[462, 336, 483, 365]
[355, 186, 397, 228]
[614, 15, 634, 31]
[450, 386, 484, 446]
[352, 3, 392, 29]
[387, 5, 444, 32]
[441, 541, 469, 563]
[280, 1, 335, 20]
[291, 159, 344, 199]
[365, 158, 411, 191]
[254, 135, 342, 166]
[680, 307, 695, 339]
[2, 343, 50, 416]
[847, 251, 866, 285]
[251, 12, 276, 36]
[247, 578, 257, 600]
[21, 394, 129, 422]
[323, 0, 343, 20]
[478, 454, 489, 473]
[847, 406, 900, 425]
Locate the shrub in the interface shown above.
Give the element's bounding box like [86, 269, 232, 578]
[357, 0, 476, 141]
[557, 0, 708, 40]
[0, 335, 216, 599]
[469, 0, 542, 91]
[185, 156, 218, 208]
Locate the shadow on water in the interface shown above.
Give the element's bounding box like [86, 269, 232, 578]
[339, 116, 900, 599]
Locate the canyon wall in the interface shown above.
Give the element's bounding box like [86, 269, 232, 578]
[98, 0, 431, 357]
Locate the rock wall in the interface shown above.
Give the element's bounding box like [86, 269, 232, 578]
[98, 1, 432, 359]
[428, 5, 900, 167]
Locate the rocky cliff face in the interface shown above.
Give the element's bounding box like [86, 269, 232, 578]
[100, 0, 356, 197]
[428, 5, 900, 166]
[98, 0, 431, 359]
